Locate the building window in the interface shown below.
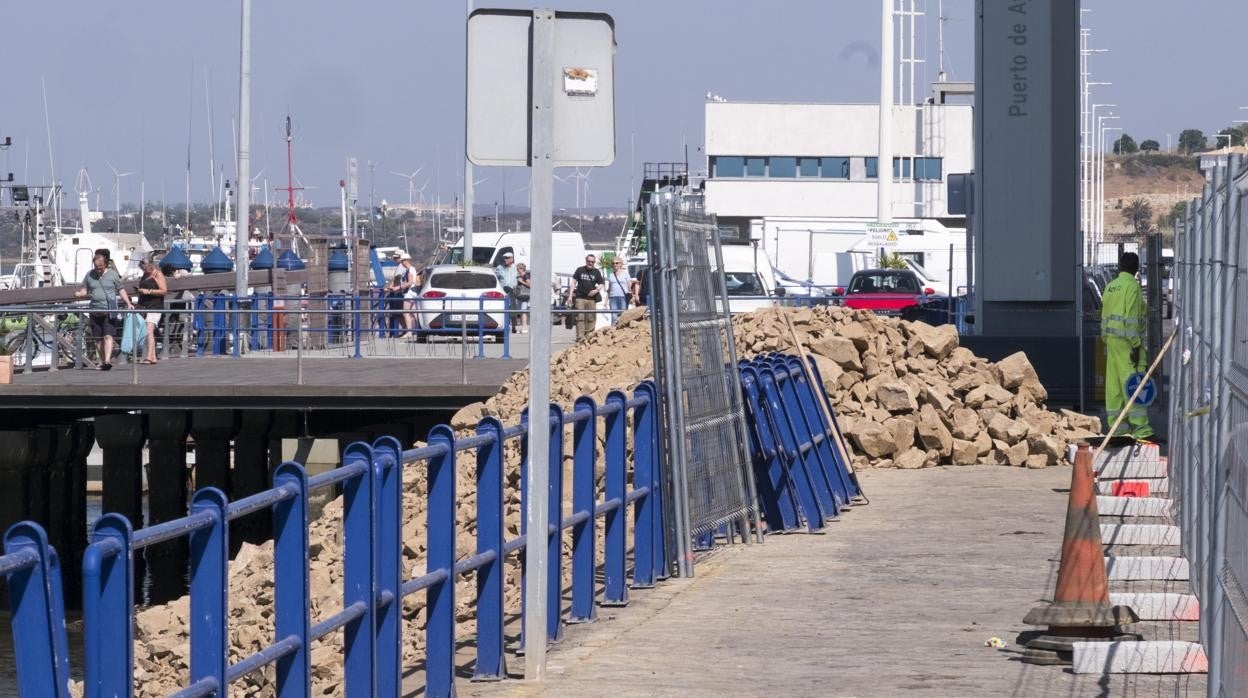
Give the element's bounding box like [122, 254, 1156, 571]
[915, 157, 943, 181]
[798, 158, 820, 177]
[713, 156, 744, 178]
[897, 251, 926, 268]
[768, 157, 797, 178]
[820, 157, 849, 179]
[864, 157, 878, 179]
[745, 157, 766, 177]
[893, 157, 912, 178]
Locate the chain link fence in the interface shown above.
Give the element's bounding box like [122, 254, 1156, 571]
[1168, 152, 1248, 695]
[647, 190, 760, 576]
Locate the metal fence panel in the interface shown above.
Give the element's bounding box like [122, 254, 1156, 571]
[648, 192, 758, 576]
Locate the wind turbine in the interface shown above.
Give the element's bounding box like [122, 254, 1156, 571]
[107, 161, 135, 233]
[391, 167, 424, 211]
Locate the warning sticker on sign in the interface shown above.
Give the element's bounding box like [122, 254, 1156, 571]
[866, 223, 900, 248]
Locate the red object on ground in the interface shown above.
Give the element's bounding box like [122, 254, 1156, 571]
[1111, 481, 1151, 498]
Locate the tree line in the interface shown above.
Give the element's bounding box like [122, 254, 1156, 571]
[1113, 124, 1247, 155]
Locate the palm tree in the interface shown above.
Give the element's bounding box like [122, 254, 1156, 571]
[1121, 198, 1154, 235]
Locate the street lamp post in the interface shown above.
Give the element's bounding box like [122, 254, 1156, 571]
[1098, 125, 1122, 250]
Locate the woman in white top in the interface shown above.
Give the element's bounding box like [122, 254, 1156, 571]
[605, 258, 636, 324]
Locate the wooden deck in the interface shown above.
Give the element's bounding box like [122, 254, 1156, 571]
[0, 357, 526, 410]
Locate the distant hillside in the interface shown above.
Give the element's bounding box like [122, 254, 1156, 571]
[1102, 153, 1205, 239]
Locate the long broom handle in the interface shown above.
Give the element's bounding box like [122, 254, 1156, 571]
[1092, 327, 1177, 466]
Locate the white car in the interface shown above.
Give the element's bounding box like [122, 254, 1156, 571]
[413, 265, 509, 342]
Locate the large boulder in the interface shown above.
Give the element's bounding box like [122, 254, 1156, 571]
[951, 438, 979, 465]
[949, 408, 983, 441]
[847, 421, 898, 458]
[995, 351, 1038, 389]
[811, 335, 863, 371]
[895, 447, 928, 470]
[987, 413, 1030, 445]
[917, 405, 954, 456]
[884, 416, 918, 452]
[910, 321, 960, 359]
[875, 382, 919, 413]
[1060, 409, 1103, 434]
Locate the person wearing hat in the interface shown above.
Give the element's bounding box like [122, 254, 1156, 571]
[397, 253, 419, 336]
[494, 252, 519, 332]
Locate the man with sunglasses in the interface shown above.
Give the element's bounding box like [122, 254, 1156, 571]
[568, 254, 605, 341]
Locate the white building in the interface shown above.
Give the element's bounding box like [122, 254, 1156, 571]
[703, 100, 973, 290]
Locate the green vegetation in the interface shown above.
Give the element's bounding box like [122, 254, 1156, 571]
[1139, 139, 1160, 152]
[1121, 198, 1154, 235]
[878, 253, 909, 270]
[1113, 133, 1139, 155]
[1178, 129, 1207, 154]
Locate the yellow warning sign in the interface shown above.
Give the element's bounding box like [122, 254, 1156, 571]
[865, 223, 901, 249]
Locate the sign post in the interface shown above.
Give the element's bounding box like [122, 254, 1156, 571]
[468, 8, 615, 681]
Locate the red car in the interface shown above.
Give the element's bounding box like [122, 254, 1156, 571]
[833, 269, 937, 316]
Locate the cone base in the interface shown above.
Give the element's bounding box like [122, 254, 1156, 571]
[1023, 602, 1139, 628]
[1021, 632, 1144, 666]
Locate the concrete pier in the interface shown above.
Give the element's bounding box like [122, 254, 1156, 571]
[146, 411, 191, 603]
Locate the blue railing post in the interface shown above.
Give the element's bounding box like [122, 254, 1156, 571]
[341, 442, 376, 698]
[83, 513, 134, 698]
[425, 426, 457, 698]
[641, 381, 669, 580]
[194, 294, 208, 357]
[476, 297, 487, 359]
[189, 487, 230, 697]
[569, 396, 598, 623]
[4, 523, 70, 698]
[602, 390, 628, 606]
[272, 462, 311, 698]
[371, 437, 403, 696]
[353, 295, 364, 359]
[545, 403, 565, 642]
[231, 295, 242, 358]
[501, 303, 511, 359]
[632, 383, 656, 588]
[473, 418, 507, 680]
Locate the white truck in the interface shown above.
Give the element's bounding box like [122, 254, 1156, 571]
[444, 231, 588, 281]
[716, 244, 781, 313]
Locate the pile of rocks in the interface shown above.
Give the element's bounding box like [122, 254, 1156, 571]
[120, 305, 1098, 694]
[731, 306, 1101, 469]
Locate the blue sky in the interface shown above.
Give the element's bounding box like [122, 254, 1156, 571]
[1, 0, 1244, 212]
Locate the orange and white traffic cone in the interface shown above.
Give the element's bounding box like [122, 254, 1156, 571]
[1021, 443, 1140, 665]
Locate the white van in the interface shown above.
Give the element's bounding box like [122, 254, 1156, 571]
[445, 231, 588, 282]
[716, 244, 780, 313]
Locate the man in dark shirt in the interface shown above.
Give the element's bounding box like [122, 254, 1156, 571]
[567, 254, 605, 341]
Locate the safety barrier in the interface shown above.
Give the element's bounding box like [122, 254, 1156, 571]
[1166, 151, 1248, 694]
[738, 354, 861, 532]
[1, 382, 665, 698]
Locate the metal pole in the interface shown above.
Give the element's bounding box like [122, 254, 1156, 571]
[524, 8, 556, 682]
[234, 0, 252, 299]
[132, 312, 140, 384]
[463, 0, 475, 263]
[295, 307, 303, 385]
[877, 0, 894, 225]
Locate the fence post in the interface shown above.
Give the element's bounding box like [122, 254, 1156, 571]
[425, 426, 457, 697]
[545, 404, 565, 642]
[353, 295, 364, 359]
[602, 391, 628, 606]
[370, 436, 402, 695]
[803, 354, 863, 500]
[569, 396, 598, 623]
[82, 513, 133, 698]
[632, 384, 656, 588]
[4, 522, 70, 698]
[501, 305, 511, 359]
[472, 418, 507, 680]
[24, 311, 35, 373]
[646, 381, 669, 580]
[189, 487, 230, 697]
[341, 442, 377, 698]
[272, 462, 311, 698]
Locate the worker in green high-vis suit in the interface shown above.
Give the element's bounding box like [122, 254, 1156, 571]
[1100, 252, 1154, 439]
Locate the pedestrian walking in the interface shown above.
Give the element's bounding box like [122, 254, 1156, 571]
[515, 262, 532, 334]
[567, 254, 604, 341]
[1100, 252, 1154, 440]
[605, 257, 637, 324]
[495, 252, 520, 333]
[74, 252, 133, 370]
[135, 261, 167, 364]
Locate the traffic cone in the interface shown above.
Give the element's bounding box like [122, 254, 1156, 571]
[1021, 443, 1140, 665]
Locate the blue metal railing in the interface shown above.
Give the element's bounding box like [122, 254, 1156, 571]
[0, 352, 868, 696]
[1, 382, 664, 698]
